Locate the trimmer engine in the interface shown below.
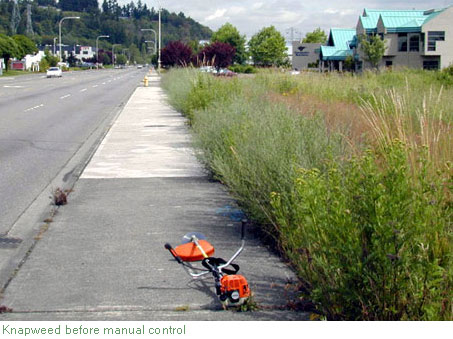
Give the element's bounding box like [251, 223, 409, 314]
[219, 274, 250, 307]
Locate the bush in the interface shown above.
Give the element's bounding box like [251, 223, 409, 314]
[271, 142, 452, 320]
[228, 64, 257, 74]
[162, 69, 453, 320]
[39, 58, 49, 72]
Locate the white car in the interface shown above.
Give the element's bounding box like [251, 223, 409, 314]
[46, 67, 62, 78]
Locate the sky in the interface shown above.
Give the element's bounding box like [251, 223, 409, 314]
[135, 0, 453, 40]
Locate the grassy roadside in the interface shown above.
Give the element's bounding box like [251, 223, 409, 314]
[162, 68, 452, 320]
[0, 70, 33, 77]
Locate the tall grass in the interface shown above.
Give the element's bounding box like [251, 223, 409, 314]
[162, 68, 452, 320]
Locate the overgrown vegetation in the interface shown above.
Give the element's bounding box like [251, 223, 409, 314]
[162, 69, 452, 320]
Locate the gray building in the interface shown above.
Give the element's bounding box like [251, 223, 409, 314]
[292, 42, 321, 70]
[355, 7, 453, 70]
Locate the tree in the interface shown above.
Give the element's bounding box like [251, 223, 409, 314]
[59, 0, 99, 12]
[344, 55, 355, 72]
[161, 40, 193, 67]
[302, 28, 327, 44]
[198, 42, 235, 71]
[0, 34, 20, 71]
[128, 43, 143, 64]
[12, 35, 38, 59]
[359, 34, 386, 70]
[211, 23, 247, 64]
[248, 26, 287, 67]
[115, 54, 127, 65]
[43, 49, 59, 67]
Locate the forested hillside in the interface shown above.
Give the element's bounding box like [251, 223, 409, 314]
[0, 0, 212, 53]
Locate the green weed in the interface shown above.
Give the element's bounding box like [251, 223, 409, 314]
[163, 68, 453, 320]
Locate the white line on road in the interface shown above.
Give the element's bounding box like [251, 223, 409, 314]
[80, 88, 87, 92]
[3, 85, 24, 88]
[24, 104, 44, 112]
[60, 94, 71, 99]
[92, 85, 98, 88]
[102, 82, 106, 85]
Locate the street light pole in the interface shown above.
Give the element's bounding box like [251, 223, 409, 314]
[158, 2, 162, 72]
[112, 44, 119, 67]
[53, 37, 57, 55]
[141, 29, 157, 45]
[96, 35, 109, 69]
[145, 40, 156, 55]
[59, 16, 80, 62]
[141, 29, 157, 65]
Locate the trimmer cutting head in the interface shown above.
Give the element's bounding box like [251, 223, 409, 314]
[181, 232, 207, 244]
[174, 240, 215, 262]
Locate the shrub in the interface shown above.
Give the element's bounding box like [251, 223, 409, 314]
[271, 141, 452, 320]
[39, 58, 49, 72]
[228, 64, 257, 74]
[162, 69, 453, 320]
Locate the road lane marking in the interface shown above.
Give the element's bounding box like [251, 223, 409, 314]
[60, 94, 71, 99]
[102, 82, 106, 85]
[24, 104, 44, 112]
[80, 88, 87, 92]
[3, 85, 24, 88]
[92, 85, 98, 88]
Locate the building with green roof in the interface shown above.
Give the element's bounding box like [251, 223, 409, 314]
[293, 6, 453, 72]
[319, 28, 356, 71]
[355, 6, 453, 70]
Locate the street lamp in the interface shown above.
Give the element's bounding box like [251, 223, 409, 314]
[96, 35, 109, 69]
[141, 28, 157, 45]
[157, 0, 162, 71]
[145, 40, 156, 54]
[122, 48, 130, 65]
[59, 16, 80, 62]
[141, 29, 157, 66]
[112, 44, 120, 67]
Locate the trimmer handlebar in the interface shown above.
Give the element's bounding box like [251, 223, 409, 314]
[241, 219, 246, 240]
[164, 243, 183, 264]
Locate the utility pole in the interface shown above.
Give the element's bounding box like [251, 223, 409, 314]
[26, 4, 34, 36]
[286, 27, 301, 43]
[10, 0, 21, 35]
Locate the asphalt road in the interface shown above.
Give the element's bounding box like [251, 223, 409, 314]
[0, 67, 147, 235]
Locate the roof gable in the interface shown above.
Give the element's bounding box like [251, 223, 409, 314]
[359, 8, 447, 33]
[322, 28, 356, 61]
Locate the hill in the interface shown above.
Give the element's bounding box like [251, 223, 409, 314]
[0, 0, 212, 62]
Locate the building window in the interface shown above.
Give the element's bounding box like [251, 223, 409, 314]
[386, 60, 393, 68]
[428, 31, 445, 51]
[398, 33, 408, 52]
[423, 60, 439, 70]
[409, 35, 420, 52]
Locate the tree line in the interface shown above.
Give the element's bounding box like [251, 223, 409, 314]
[0, 0, 212, 68]
[161, 23, 290, 70]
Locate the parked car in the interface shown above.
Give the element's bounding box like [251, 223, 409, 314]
[216, 68, 237, 77]
[200, 66, 214, 73]
[46, 67, 62, 78]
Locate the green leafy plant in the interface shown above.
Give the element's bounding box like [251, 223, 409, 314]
[271, 142, 452, 320]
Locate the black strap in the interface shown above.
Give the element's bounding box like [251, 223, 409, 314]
[221, 263, 240, 275]
[202, 257, 240, 274]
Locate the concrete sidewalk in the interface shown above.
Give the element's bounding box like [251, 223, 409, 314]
[0, 76, 308, 320]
